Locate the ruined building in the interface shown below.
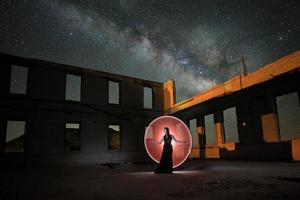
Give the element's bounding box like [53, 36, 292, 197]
[0, 53, 163, 165]
[0, 51, 300, 165]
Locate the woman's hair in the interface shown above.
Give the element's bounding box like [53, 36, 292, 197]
[164, 127, 170, 136]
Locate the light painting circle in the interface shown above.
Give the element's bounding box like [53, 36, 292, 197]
[144, 115, 192, 168]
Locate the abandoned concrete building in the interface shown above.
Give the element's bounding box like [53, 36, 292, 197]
[0, 53, 164, 165]
[0, 50, 300, 165]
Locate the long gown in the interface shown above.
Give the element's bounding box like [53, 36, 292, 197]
[155, 135, 173, 173]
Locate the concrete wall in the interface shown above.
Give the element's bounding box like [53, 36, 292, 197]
[2, 51, 299, 164]
[0, 54, 163, 165]
[172, 59, 300, 161]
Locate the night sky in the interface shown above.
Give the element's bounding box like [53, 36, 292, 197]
[0, 0, 299, 101]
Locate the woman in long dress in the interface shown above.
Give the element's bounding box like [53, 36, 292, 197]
[152, 127, 186, 173]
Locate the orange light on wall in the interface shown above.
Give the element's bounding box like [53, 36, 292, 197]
[144, 116, 192, 168]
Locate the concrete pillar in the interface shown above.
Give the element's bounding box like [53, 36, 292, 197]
[292, 91, 300, 161]
[196, 116, 205, 147]
[261, 98, 280, 143]
[163, 80, 176, 112]
[196, 116, 206, 159]
[0, 62, 11, 97]
[236, 103, 264, 144]
[214, 111, 224, 146]
[153, 86, 163, 111]
[0, 119, 6, 153]
[292, 139, 300, 161]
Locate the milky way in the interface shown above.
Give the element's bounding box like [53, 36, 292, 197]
[0, 0, 299, 101]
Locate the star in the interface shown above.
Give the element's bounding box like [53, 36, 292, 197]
[0, 0, 299, 101]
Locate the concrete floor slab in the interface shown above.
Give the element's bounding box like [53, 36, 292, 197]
[1, 160, 300, 200]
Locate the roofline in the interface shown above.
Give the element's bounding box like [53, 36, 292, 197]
[166, 50, 300, 114]
[0, 52, 163, 86]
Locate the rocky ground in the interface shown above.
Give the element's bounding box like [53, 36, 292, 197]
[1, 160, 300, 200]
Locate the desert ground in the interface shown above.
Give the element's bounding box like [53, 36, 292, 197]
[1, 159, 300, 200]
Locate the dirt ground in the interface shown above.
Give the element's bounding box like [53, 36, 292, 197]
[1, 160, 300, 200]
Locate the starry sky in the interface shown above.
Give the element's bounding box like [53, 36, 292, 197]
[0, 0, 299, 101]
